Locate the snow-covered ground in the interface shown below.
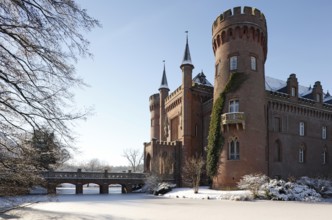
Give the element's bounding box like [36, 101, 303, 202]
[1, 187, 332, 220]
[164, 186, 253, 200]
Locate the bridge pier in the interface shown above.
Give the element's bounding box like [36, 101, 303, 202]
[100, 184, 109, 194]
[47, 183, 57, 194]
[121, 185, 132, 193]
[76, 183, 83, 194]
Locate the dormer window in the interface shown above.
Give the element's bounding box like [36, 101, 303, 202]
[316, 94, 321, 102]
[230, 56, 238, 71]
[291, 87, 296, 97]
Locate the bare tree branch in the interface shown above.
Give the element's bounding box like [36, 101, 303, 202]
[0, 0, 100, 196]
[122, 148, 143, 173]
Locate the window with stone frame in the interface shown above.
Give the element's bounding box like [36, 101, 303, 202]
[230, 56, 238, 71]
[322, 126, 327, 140]
[299, 147, 305, 163]
[299, 122, 305, 136]
[322, 149, 327, 165]
[250, 56, 257, 71]
[229, 99, 239, 113]
[229, 139, 240, 160]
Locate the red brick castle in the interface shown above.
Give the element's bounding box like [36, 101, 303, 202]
[144, 6, 332, 188]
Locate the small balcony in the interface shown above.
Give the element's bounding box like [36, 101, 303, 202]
[221, 112, 245, 131]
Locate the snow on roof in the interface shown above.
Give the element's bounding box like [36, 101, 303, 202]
[265, 76, 315, 98]
[265, 76, 286, 92]
[265, 76, 332, 104]
[324, 95, 332, 103]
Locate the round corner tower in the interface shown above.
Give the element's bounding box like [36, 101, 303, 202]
[211, 6, 268, 188]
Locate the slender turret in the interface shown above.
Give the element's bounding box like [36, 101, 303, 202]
[180, 33, 194, 157]
[159, 61, 169, 141]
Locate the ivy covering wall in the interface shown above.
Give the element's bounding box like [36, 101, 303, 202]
[206, 72, 247, 177]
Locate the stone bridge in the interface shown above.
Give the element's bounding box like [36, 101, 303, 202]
[43, 169, 146, 194]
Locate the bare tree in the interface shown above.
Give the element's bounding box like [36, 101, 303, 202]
[0, 0, 99, 196]
[83, 158, 112, 172]
[182, 156, 205, 193]
[122, 148, 143, 172]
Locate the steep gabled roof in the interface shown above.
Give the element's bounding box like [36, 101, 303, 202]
[159, 62, 169, 90]
[192, 71, 213, 87]
[181, 33, 194, 68]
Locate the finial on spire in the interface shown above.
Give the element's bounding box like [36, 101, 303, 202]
[181, 31, 194, 68]
[159, 60, 169, 91]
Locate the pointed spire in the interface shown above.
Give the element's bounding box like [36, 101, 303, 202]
[159, 60, 169, 91]
[180, 31, 194, 68]
[325, 90, 331, 98]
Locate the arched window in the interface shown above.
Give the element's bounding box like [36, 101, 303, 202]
[250, 56, 257, 70]
[322, 126, 327, 140]
[299, 122, 305, 136]
[230, 56, 238, 71]
[322, 147, 328, 165]
[229, 138, 240, 160]
[299, 145, 305, 163]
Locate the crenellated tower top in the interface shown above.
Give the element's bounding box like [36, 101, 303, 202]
[212, 6, 267, 61]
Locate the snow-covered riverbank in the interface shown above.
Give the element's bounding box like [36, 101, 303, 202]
[1, 187, 332, 220]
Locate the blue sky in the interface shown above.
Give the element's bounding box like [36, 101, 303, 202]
[70, 0, 332, 166]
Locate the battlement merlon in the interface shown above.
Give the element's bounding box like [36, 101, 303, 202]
[145, 138, 182, 148]
[212, 6, 267, 35]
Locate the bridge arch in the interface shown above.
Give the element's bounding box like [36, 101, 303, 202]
[43, 170, 147, 194]
[56, 183, 76, 194]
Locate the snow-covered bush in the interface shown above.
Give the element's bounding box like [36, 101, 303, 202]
[297, 176, 332, 197]
[142, 173, 175, 195]
[262, 179, 321, 202]
[216, 193, 254, 201]
[237, 173, 269, 198]
[153, 182, 176, 195]
[142, 173, 160, 193]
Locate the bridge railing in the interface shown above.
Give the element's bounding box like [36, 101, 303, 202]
[42, 170, 147, 180]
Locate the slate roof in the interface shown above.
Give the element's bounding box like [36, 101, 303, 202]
[192, 71, 213, 87]
[265, 76, 331, 104]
